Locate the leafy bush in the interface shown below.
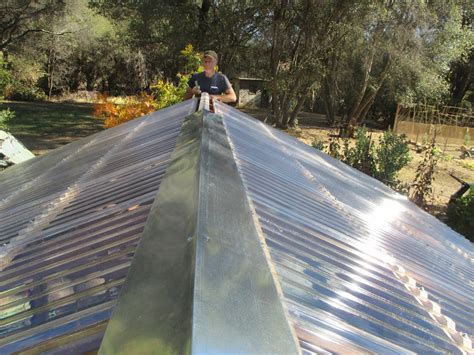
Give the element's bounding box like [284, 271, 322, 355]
[7, 84, 46, 101]
[150, 74, 189, 110]
[2, 55, 46, 101]
[321, 127, 411, 188]
[409, 142, 438, 207]
[311, 139, 325, 150]
[446, 188, 474, 241]
[94, 93, 158, 128]
[94, 44, 202, 128]
[343, 127, 376, 176]
[373, 130, 411, 186]
[0, 108, 15, 131]
[0, 54, 12, 98]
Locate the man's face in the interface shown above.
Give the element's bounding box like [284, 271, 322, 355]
[203, 56, 217, 72]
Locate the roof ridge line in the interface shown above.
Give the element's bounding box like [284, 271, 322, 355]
[100, 106, 299, 354]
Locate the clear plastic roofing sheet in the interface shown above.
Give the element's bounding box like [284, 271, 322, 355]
[217, 102, 474, 354]
[1, 96, 473, 354]
[0, 100, 195, 353]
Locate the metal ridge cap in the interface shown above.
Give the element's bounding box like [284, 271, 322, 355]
[191, 111, 299, 353]
[99, 110, 203, 354]
[99, 102, 299, 354]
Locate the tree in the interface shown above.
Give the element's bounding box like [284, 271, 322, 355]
[317, 1, 473, 135]
[0, 0, 66, 51]
[90, 0, 270, 85]
[448, 2, 474, 107]
[449, 50, 473, 107]
[267, 0, 369, 128]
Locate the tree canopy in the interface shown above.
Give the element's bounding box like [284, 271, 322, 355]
[0, 0, 472, 128]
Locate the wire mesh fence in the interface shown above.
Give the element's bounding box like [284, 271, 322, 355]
[394, 103, 474, 147]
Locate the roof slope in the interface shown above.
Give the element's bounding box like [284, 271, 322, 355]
[217, 102, 473, 354]
[0, 96, 472, 354]
[0, 100, 195, 353]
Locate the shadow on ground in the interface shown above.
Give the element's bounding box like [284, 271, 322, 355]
[1, 101, 103, 154]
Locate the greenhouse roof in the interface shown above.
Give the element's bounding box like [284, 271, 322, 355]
[0, 95, 473, 354]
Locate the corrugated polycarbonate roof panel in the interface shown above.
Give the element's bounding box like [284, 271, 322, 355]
[0, 100, 196, 353]
[217, 102, 474, 354]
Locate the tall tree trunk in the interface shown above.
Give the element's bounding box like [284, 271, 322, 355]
[196, 0, 211, 48]
[322, 79, 336, 126]
[47, 46, 56, 99]
[270, 0, 289, 127]
[276, 94, 289, 128]
[346, 48, 374, 127]
[345, 86, 381, 136]
[322, 51, 339, 126]
[289, 96, 306, 127]
[344, 53, 390, 137]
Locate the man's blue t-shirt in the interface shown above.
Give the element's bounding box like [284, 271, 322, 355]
[188, 72, 231, 95]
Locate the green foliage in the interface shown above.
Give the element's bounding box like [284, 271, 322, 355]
[409, 142, 439, 207]
[311, 140, 325, 151]
[322, 127, 410, 188]
[446, 188, 474, 241]
[2, 55, 46, 101]
[0, 54, 12, 98]
[327, 138, 343, 161]
[94, 44, 202, 127]
[343, 127, 376, 176]
[150, 44, 203, 109]
[150, 74, 189, 110]
[0, 108, 15, 131]
[373, 131, 411, 186]
[180, 44, 203, 75]
[151, 44, 201, 109]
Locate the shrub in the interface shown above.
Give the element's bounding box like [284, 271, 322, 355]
[1, 54, 46, 101]
[327, 137, 343, 160]
[446, 188, 474, 241]
[0, 108, 15, 131]
[94, 93, 158, 128]
[373, 130, 411, 186]
[8, 84, 46, 101]
[320, 127, 411, 188]
[409, 141, 438, 207]
[311, 139, 325, 150]
[94, 44, 202, 128]
[343, 127, 376, 176]
[150, 74, 189, 110]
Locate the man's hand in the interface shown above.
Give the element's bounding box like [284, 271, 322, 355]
[184, 86, 201, 100]
[211, 87, 237, 103]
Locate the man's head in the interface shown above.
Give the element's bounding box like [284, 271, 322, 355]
[203, 50, 218, 63]
[203, 50, 218, 74]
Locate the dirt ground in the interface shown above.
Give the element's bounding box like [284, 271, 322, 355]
[241, 108, 474, 218]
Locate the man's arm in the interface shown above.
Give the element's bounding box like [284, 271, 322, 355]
[183, 74, 199, 101]
[211, 87, 237, 103]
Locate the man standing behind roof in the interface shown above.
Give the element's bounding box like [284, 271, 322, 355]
[184, 50, 237, 103]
